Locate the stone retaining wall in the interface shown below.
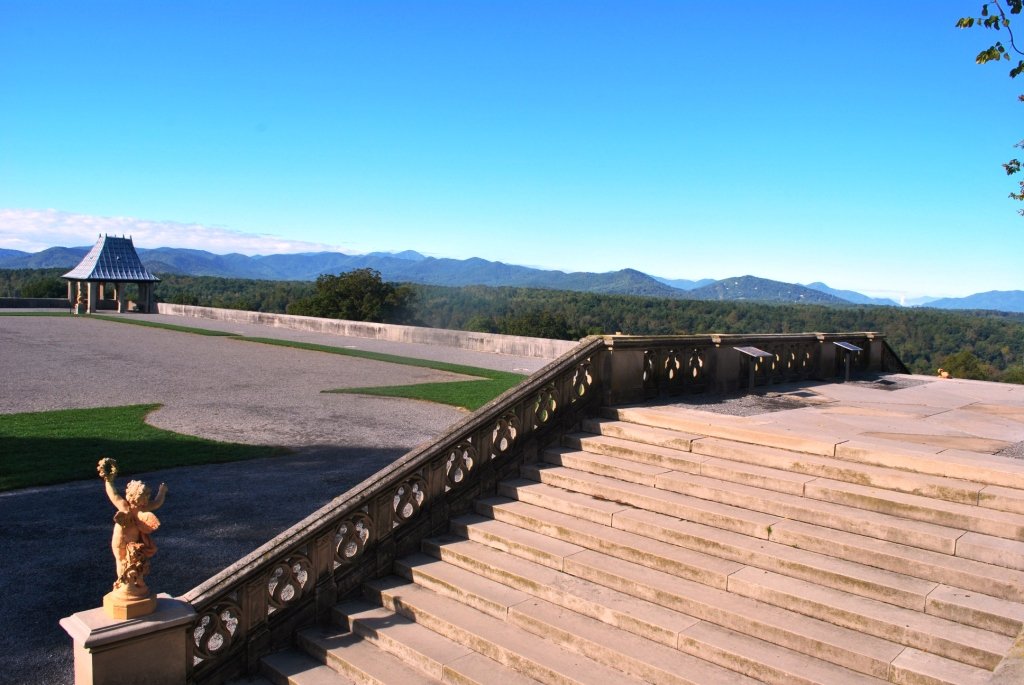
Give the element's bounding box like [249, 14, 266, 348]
[0, 297, 69, 308]
[156, 303, 579, 359]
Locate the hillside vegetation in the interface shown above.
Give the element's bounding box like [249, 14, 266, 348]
[4, 269, 1023, 383]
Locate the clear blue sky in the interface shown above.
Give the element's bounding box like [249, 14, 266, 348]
[1, 1, 1021, 300]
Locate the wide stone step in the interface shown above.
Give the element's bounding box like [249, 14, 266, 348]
[602, 406, 839, 456]
[559, 434, 1024, 542]
[411, 536, 917, 679]
[769, 519, 1024, 604]
[363, 575, 649, 685]
[261, 648, 358, 685]
[726, 566, 1013, 670]
[292, 630, 439, 685]
[835, 441, 1024, 491]
[472, 499, 933, 612]
[521, 462, 963, 554]
[334, 598, 541, 684]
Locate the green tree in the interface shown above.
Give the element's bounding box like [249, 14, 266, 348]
[939, 350, 990, 379]
[287, 268, 413, 322]
[957, 1, 1024, 212]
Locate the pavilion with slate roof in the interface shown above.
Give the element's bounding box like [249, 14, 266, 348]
[62, 234, 160, 314]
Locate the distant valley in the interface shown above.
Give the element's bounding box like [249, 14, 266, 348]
[1, 245, 1022, 313]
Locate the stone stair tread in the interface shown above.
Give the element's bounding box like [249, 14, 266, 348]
[365, 576, 649, 685]
[889, 648, 992, 685]
[498, 477, 629, 526]
[421, 533, 704, 644]
[470, 501, 745, 589]
[689, 435, 986, 505]
[678, 620, 888, 685]
[957, 530, 1024, 570]
[451, 513, 587, 570]
[509, 597, 765, 685]
[336, 599, 474, 677]
[580, 417, 702, 451]
[261, 648, 359, 685]
[836, 440, 1024, 490]
[420, 530, 902, 680]
[612, 506, 939, 611]
[652, 468, 964, 553]
[482, 494, 938, 612]
[444, 652, 547, 685]
[545, 446, 675, 486]
[979, 483, 1024, 515]
[726, 566, 1012, 670]
[605, 406, 838, 456]
[562, 548, 903, 678]
[561, 434, 704, 473]
[804, 478, 1024, 540]
[296, 629, 440, 684]
[512, 467, 779, 539]
[927, 584, 1024, 637]
[770, 518, 1024, 603]
[394, 551, 534, 618]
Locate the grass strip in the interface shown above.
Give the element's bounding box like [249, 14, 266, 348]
[0, 404, 286, 491]
[91, 314, 238, 336]
[0, 311, 71, 317]
[235, 337, 526, 410]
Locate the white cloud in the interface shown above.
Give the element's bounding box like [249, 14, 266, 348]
[0, 208, 355, 256]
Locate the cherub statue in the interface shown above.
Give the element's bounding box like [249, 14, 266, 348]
[97, 458, 167, 597]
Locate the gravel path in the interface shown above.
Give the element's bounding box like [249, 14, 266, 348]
[0, 313, 551, 685]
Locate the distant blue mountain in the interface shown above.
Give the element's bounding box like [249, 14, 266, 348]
[3, 244, 1014, 310]
[653, 276, 716, 290]
[924, 290, 1024, 314]
[804, 282, 899, 307]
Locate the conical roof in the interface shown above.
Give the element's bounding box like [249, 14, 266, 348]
[62, 235, 160, 282]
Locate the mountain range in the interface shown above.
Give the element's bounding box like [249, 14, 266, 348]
[2, 245, 1021, 313]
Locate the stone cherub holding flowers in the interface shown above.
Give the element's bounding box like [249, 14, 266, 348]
[97, 457, 168, 617]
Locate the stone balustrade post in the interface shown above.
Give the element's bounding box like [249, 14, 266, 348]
[60, 595, 195, 685]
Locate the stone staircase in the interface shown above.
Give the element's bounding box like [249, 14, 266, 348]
[255, 404, 1024, 685]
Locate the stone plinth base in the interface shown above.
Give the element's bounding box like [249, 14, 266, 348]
[102, 590, 156, 619]
[60, 594, 195, 685]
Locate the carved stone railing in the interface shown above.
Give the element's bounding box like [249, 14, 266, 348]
[179, 331, 904, 684]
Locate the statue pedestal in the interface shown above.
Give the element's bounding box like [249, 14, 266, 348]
[102, 590, 157, 619]
[60, 594, 195, 685]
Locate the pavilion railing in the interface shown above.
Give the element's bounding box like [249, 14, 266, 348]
[180, 331, 903, 684]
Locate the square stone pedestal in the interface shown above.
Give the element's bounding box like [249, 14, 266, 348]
[60, 594, 196, 685]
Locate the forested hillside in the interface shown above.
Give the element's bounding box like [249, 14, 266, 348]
[4, 269, 1023, 383]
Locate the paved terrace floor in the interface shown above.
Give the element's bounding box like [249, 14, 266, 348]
[0, 312, 551, 685]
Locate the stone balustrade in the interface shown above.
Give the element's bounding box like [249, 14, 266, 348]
[62, 330, 905, 685]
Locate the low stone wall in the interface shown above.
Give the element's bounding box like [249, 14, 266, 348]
[156, 303, 579, 359]
[0, 297, 69, 309]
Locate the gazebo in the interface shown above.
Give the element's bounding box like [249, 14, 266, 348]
[62, 235, 160, 313]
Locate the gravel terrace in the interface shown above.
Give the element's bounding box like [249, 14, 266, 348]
[0, 313, 552, 685]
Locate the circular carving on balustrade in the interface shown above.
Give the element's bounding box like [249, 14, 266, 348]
[392, 476, 427, 525]
[663, 349, 682, 383]
[267, 553, 313, 613]
[642, 351, 656, 387]
[491, 412, 520, 459]
[445, 440, 477, 489]
[570, 360, 593, 401]
[533, 385, 558, 427]
[335, 512, 373, 565]
[192, 599, 242, 665]
[687, 349, 704, 381]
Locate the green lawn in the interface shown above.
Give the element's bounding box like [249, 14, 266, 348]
[0, 404, 285, 491]
[234, 337, 526, 410]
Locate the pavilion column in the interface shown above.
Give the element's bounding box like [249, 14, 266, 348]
[114, 282, 126, 313]
[67, 280, 74, 304]
[87, 282, 98, 313]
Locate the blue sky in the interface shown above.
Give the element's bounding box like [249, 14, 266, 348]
[1, 1, 1021, 300]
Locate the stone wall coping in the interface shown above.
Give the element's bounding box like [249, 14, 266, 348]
[60, 595, 196, 650]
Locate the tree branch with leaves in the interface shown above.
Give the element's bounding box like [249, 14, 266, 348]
[958, 1, 1024, 211]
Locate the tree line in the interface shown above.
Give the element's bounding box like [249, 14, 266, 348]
[4, 268, 1022, 383]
